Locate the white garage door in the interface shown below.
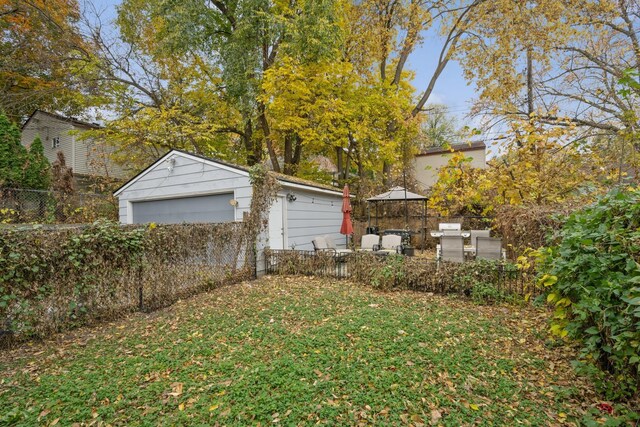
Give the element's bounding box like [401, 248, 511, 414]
[131, 193, 234, 224]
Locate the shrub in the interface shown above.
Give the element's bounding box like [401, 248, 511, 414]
[370, 254, 405, 290]
[493, 204, 572, 258]
[470, 282, 513, 305]
[539, 187, 640, 399]
[265, 251, 535, 301]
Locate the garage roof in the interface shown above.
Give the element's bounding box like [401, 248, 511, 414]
[114, 149, 344, 197]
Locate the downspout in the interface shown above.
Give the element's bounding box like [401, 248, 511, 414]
[71, 127, 76, 174]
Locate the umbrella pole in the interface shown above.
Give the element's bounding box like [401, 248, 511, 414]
[403, 172, 408, 228]
[375, 202, 378, 230]
[422, 199, 426, 253]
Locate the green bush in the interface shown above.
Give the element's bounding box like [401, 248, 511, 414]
[370, 254, 405, 290]
[470, 281, 512, 305]
[539, 187, 640, 399]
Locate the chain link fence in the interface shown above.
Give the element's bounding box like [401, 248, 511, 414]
[1, 222, 256, 342]
[0, 187, 117, 224]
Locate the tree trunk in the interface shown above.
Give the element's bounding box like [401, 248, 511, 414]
[292, 134, 302, 171]
[283, 133, 302, 175]
[243, 117, 259, 166]
[382, 161, 391, 186]
[283, 133, 293, 174]
[336, 145, 343, 179]
[258, 102, 280, 172]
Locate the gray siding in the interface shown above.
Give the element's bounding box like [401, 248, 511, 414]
[20, 111, 126, 178]
[118, 154, 252, 224]
[21, 113, 74, 169]
[282, 187, 345, 250]
[131, 193, 234, 224]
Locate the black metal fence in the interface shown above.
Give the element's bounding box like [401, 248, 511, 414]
[264, 249, 539, 300]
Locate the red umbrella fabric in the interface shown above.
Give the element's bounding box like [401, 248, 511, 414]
[340, 184, 353, 235]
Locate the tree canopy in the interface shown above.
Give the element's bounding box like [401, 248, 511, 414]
[2, 0, 637, 201]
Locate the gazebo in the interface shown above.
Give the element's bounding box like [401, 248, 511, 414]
[366, 186, 428, 251]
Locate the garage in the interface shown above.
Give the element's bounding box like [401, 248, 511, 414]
[114, 150, 346, 257]
[131, 193, 234, 224]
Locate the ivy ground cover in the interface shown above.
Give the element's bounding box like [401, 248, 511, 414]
[1, 277, 637, 426]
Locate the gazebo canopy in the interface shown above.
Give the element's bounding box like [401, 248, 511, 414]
[367, 186, 427, 202]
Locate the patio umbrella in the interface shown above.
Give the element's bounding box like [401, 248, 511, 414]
[340, 184, 353, 242]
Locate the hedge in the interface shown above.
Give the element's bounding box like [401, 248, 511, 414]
[0, 220, 255, 341]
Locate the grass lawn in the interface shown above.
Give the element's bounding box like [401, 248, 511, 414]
[0, 276, 637, 426]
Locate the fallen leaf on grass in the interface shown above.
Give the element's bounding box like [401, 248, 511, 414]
[168, 382, 183, 397]
[430, 409, 442, 425]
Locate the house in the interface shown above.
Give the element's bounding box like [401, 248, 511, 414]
[113, 149, 347, 254]
[413, 141, 487, 191]
[20, 110, 125, 183]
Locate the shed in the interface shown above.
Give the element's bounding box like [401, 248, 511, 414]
[113, 150, 346, 253]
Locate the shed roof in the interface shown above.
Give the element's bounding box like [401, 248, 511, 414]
[114, 149, 344, 197]
[22, 110, 102, 130]
[367, 186, 428, 201]
[416, 141, 486, 157]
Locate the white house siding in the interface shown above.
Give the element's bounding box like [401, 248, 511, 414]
[117, 154, 252, 224]
[73, 133, 92, 176]
[281, 187, 345, 251]
[413, 147, 486, 191]
[20, 113, 74, 170]
[75, 137, 127, 178]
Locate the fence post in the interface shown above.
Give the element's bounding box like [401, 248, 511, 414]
[137, 264, 144, 312]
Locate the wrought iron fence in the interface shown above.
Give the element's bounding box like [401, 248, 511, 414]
[0, 187, 117, 224]
[264, 249, 539, 300]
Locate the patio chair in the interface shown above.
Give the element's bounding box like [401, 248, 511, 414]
[470, 229, 491, 248]
[476, 237, 503, 260]
[358, 234, 380, 251]
[324, 235, 353, 254]
[376, 234, 403, 254]
[312, 236, 331, 252]
[440, 235, 465, 263]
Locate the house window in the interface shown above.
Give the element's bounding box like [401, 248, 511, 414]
[51, 137, 60, 149]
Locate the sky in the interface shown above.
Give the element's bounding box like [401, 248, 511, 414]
[408, 31, 478, 123]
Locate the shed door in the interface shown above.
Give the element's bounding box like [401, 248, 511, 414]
[131, 193, 234, 224]
[268, 197, 285, 249]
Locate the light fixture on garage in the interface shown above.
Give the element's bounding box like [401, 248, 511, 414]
[229, 199, 238, 207]
[286, 192, 297, 202]
[166, 156, 176, 173]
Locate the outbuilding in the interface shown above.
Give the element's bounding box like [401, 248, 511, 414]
[114, 149, 347, 253]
